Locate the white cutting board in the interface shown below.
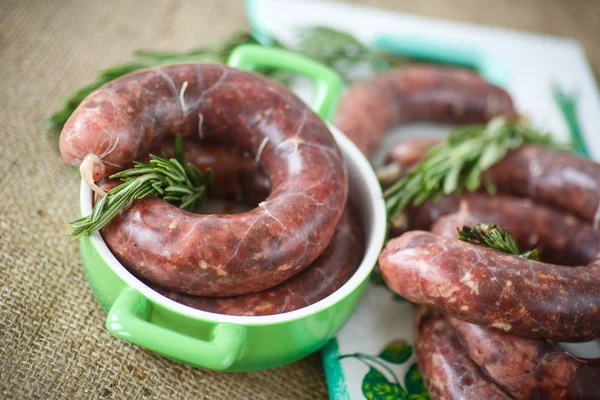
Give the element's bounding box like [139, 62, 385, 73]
[246, 1, 600, 399]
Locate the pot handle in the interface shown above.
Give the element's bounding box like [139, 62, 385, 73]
[106, 288, 246, 370]
[227, 44, 344, 123]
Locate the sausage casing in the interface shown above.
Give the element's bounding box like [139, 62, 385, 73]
[414, 306, 511, 400]
[72, 65, 348, 297]
[488, 145, 600, 230]
[335, 66, 513, 156]
[412, 193, 600, 266]
[379, 231, 600, 341]
[448, 317, 600, 400]
[161, 207, 363, 315]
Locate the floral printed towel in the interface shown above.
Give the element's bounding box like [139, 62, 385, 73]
[322, 272, 429, 400]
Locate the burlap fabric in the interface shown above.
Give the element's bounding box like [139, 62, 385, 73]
[1, 1, 598, 399]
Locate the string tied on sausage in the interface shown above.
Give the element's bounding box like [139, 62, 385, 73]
[70, 135, 213, 239]
[80, 154, 107, 196]
[78, 137, 122, 196]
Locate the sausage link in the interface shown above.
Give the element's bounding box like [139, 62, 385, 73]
[381, 136, 600, 240]
[414, 306, 511, 400]
[379, 231, 600, 341]
[428, 210, 481, 238]
[431, 209, 600, 399]
[378, 137, 443, 235]
[377, 137, 441, 189]
[448, 317, 600, 400]
[70, 64, 347, 297]
[381, 139, 600, 232]
[160, 207, 363, 315]
[412, 193, 600, 266]
[387, 137, 440, 166]
[334, 65, 513, 156]
[488, 145, 600, 230]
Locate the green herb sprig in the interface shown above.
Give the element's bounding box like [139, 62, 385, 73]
[47, 27, 403, 136]
[458, 223, 539, 260]
[69, 136, 213, 239]
[383, 115, 566, 220]
[46, 32, 263, 135]
[293, 26, 407, 83]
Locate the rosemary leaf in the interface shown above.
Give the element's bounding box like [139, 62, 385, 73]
[383, 115, 565, 221]
[458, 223, 539, 260]
[47, 27, 406, 137]
[443, 159, 463, 194]
[465, 164, 483, 191]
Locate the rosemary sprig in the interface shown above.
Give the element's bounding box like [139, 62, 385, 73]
[294, 26, 407, 83]
[46, 32, 263, 135]
[69, 136, 213, 239]
[458, 223, 539, 260]
[383, 115, 565, 221]
[47, 27, 404, 136]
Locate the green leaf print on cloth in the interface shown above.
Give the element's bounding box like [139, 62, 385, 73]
[404, 363, 428, 398]
[406, 395, 429, 400]
[340, 342, 430, 399]
[379, 341, 413, 364]
[362, 368, 406, 400]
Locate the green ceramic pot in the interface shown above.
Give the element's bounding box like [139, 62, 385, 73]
[78, 45, 387, 371]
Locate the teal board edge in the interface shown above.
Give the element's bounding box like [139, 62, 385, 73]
[321, 338, 350, 400]
[245, 0, 273, 45]
[371, 35, 509, 87]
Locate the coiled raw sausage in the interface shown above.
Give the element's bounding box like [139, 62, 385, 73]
[161, 207, 363, 315]
[488, 145, 600, 230]
[429, 204, 600, 399]
[67, 64, 348, 296]
[379, 230, 600, 341]
[334, 65, 513, 156]
[382, 142, 600, 231]
[448, 317, 600, 400]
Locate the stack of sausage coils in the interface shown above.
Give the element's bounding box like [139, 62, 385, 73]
[337, 67, 599, 399]
[59, 61, 599, 398]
